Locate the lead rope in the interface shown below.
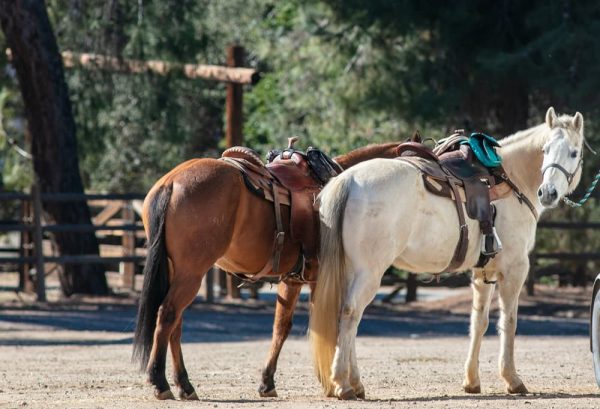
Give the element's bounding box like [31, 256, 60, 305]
[562, 168, 600, 208]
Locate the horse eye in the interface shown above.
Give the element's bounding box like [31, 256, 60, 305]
[570, 150, 578, 158]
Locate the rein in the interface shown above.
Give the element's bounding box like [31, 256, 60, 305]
[562, 167, 600, 208]
[494, 168, 539, 221]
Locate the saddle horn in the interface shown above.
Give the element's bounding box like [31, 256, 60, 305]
[288, 136, 299, 149]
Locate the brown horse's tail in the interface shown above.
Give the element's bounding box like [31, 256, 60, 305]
[132, 183, 173, 370]
[309, 175, 352, 396]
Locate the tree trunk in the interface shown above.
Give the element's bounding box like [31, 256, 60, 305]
[0, 0, 108, 296]
[493, 79, 529, 137]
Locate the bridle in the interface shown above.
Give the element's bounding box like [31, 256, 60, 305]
[541, 156, 582, 185]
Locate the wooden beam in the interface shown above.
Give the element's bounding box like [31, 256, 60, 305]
[92, 201, 123, 226]
[225, 45, 244, 147]
[6, 49, 260, 84]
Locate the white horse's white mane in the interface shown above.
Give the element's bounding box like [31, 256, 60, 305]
[499, 114, 583, 149]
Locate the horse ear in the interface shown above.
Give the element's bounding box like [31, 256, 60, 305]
[573, 112, 584, 133]
[545, 107, 557, 128]
[411, 130, 422, 143]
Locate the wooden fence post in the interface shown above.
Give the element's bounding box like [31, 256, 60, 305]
[32, 182, 46, 302]
[121, 201, 136, 290]
[222, 44, 245, 300]
[225, 45, 244, 147]
[18, 198, 33, 293]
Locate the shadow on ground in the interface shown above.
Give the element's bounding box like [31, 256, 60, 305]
[0, 295, 588, 347]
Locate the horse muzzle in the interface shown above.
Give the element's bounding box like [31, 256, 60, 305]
[537, 183, 559, 208]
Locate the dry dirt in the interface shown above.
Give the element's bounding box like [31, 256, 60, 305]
[0, 284, 598, 409]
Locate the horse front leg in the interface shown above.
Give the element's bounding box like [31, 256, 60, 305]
[497, 262, 529, 394]
[463, 270, 495, 393]
[258, 280, 302, 397]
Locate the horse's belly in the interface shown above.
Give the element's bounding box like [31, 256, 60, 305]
[392, 201, 481, 273]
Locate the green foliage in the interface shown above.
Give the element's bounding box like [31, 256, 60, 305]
[243, 1, 425, 156]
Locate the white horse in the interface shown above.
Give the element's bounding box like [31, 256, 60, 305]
[310, 107, 585, 399]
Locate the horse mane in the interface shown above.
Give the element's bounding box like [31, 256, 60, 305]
[334, 142, 400, 169]
[499, 124, 546, 149]
[499, 114, 582, 149]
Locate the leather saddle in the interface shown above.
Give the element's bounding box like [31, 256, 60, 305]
[397, 131, 509, 271]
[220, 138, 342, 283]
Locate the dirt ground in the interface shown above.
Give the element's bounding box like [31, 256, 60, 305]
[0, 283, 598, 408]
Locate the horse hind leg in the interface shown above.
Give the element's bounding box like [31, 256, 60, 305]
[258, 280, 303, 397]
[349, 342, 365, 399]
[331, 270, 381, 400]
[170, 316, 199, 400]
[462, 270, 495, 394]
[147, 273, 204, 399]
[146, 299, 178, 400]
[347, 273, 381, 400]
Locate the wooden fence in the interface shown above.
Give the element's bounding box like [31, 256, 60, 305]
[2, 189, 599, 302]
[0, 191, 229, 303]
[0, 191, 146, 301]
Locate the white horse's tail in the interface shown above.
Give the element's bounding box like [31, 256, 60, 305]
[309, 175, 353, 396]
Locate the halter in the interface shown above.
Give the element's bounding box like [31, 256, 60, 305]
[541, 157, 582, 185]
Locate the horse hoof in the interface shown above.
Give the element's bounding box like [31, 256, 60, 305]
[338, 389, 357, 400]
[352, 384, 365, 399]
[259, 388, 278, 398]
[507, 382, 528, 394]
[155, 389, 175, 400]
[179, 390, 199, 400]
[463, 384, 481, 394]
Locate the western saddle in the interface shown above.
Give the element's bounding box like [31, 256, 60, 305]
[397, 130, 537, 272]
[220, 137, 343, 283]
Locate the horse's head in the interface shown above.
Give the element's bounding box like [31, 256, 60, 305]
[537, 107, 585, 208]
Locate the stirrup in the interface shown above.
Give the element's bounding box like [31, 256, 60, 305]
[481, 227, 503, 256]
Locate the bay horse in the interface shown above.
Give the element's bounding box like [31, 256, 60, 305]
[132, 141, 404, 400]
[310, 107, 585, 399]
